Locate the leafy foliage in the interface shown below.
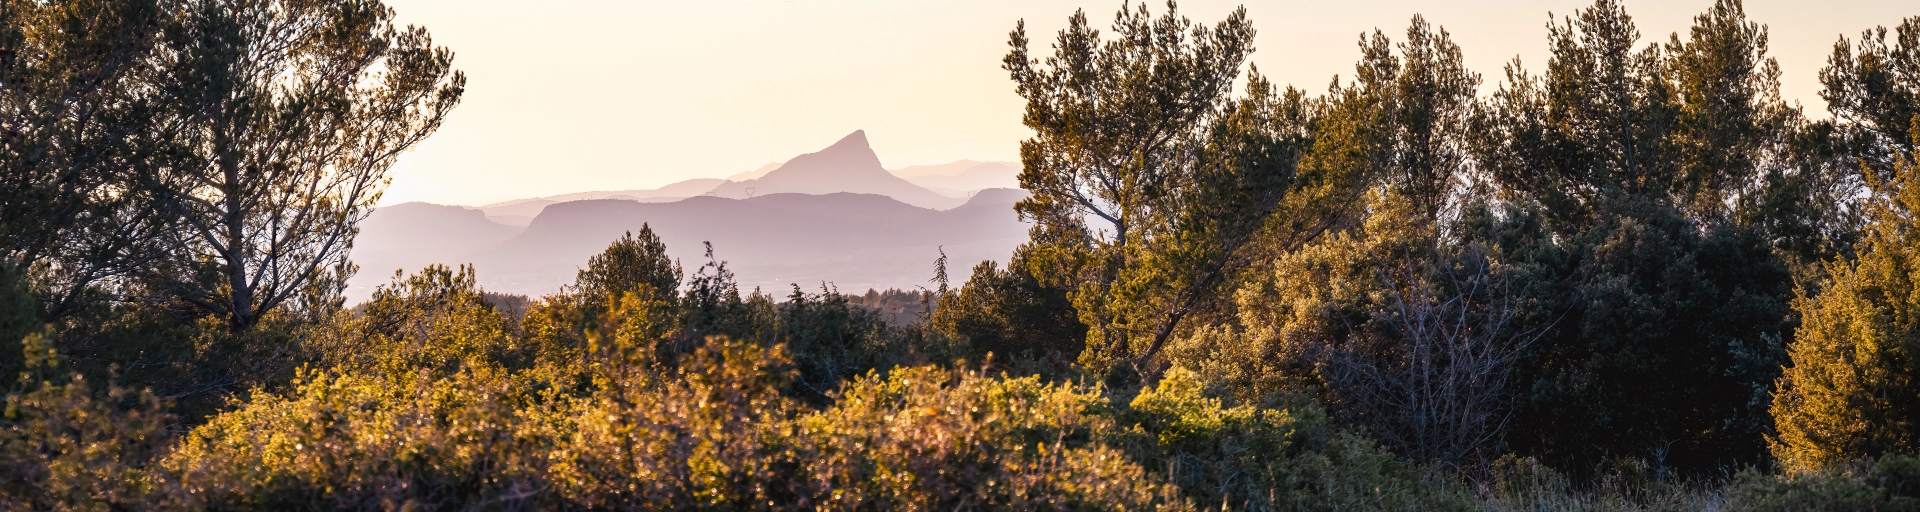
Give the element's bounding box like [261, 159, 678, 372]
[1005, 2, 1353, 375]
[1771, 135, 1920, 471]
[0, 0, 175, 319]
[7, 0, 1920, 509]
[146, 0, 466, 328]
[1727, 454, 1920, 511]
[1, 331, 171, 511]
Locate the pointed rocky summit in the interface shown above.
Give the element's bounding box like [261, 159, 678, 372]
[705, 130, 963, 209]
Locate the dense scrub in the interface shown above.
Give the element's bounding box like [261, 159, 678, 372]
[6, 0, 1920, 509]
[0, 249, 1462, 509]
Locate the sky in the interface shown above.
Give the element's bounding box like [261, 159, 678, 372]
[376, 0, 1914, 207]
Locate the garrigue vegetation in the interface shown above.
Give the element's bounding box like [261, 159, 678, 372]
[3, 0, 1920, 509]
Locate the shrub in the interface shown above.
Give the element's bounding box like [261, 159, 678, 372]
[796, 365, 1179, 510]
[1119, 368, 1473, 511]
[158, 265, 546, 509]
[1727, 454, 1920, 511]
[0, 332, 171, 511]
[159, 368, 538, 510]
[536, 336, 802, 509]
[1771, 139, 1920, 470]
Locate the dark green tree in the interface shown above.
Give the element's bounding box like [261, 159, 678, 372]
[574, 224, 681, 304]
[1363, 15, 1481, 223]
[1005, 2, 1353, 375]
[0, 0, 178, 318]
[1822, 16, 1920, 181]
[1666, 0, 1797, 221]
[1468, 0, 1797, 471]
[147, 0, 465, 329]
[1778, 15, 1920, 263]
[929, 249, 1085, 362]
[1471, 0, 1677, 222]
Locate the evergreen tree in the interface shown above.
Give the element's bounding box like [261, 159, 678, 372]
[1471, 0, 1675, 222]
[1005, 3, 1353, 375]
[574, 224, 681, 304]
[0, 0, 178, 317]
[1667, 0, 1801, 223]
[1365, 15, 1481, 223]
[146, 0, 465, 329]
[1821, 16, 1920, 182]
[928, 249, 1085, 362]
[1469, 0, 1797, 471]
[1772, 135, 1920, 471]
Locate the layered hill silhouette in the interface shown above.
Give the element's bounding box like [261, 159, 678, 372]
[727, 162, 782, 181]
[349, 130, 1035, 302]
[464, 132, 1019, 224]
[705, 131, 965, 209]
[475, 178, 725, 226]
[348, 189, 1028, 301]
[900, 161, 1019, 194]
[354, 202, 524, 286]
[486, 189, 1025, 297]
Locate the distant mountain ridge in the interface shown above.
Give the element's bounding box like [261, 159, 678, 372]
[354, 202, 523, 284]
[347, 131, 1032, 301]
[704, 131, 964, 209]
[348, 189, 1030, 301]
[464, 131, 1012, 222]
[892, 160, 992, 179]
[903, 162, 1019, 192]
[476, 178, 725, 225]
[727, 162, 782, 181]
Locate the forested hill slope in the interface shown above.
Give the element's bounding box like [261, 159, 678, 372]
[347, 188, 1029, 301]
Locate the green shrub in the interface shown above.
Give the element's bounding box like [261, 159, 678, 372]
[797, 365, 1179, 510]
[535, 336, 801, 509]
[0, 332, 171, 511]
[159, 368, 538, 509]
[1119, 368, 1472, 511]
[1727, 454, 1920, 511]
[158, 265, 547, 509]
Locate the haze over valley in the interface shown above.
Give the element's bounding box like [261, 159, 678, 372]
[351, 130, 1026, 301]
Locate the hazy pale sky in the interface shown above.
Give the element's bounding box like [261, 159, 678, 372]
[377, 0, 1914, 206]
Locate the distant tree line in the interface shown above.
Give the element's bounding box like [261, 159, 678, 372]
[3, 0, 1920, 509]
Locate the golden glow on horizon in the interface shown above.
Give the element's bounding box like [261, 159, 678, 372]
[378, 0, 1908, 206]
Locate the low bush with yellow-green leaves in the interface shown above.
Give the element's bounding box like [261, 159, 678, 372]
[0, 261, 1475, 510]
[2, 236, 1914, 510]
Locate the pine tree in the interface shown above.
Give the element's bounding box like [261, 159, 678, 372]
[1004, 3, 1354, 375]
[1469, 0, 1796, 471]
[146, 0, 465, 329]
[0, 0, 177, 317]
[575, 224, 681, 304]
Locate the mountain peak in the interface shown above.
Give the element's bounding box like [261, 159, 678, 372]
[700, 129, 964, 209]
[760, 129, 882, 180]
[825, 130, 868, 152]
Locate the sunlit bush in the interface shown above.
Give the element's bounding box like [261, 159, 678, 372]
[1119, 368, 1472, 511]
[536, 335, 802, 508]
[797, 365, 1179, 510]
[0, 332, 171, 511]
[1726, 454, 1920, 511]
